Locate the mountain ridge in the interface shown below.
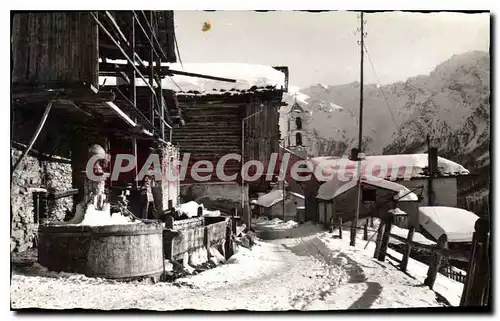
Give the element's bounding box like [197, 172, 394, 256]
[280, 50, 490, 214]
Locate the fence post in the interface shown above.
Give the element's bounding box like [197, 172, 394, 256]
[424, 234, 447, 290]
[373, 221, 385, 259]
[363, 219, 368, 241]
[204, 225, 211, 250]
[165, 215, 174, 229]
[400, 227, 415, 272]
[370, 216, 374, 228]
[460, 218, 490, 307]
[377, 213, 393, 262]
[231, 215, 238, 236]
[224, 222, 233, 260]
[338, 217, 343, 239]
[197, 206, 203, 217]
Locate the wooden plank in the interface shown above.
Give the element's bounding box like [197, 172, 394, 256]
[12, 12, 98, 87]
[374, 222, 385, 259]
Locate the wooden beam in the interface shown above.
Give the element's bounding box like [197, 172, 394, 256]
[13, 87, 116, 103]
[91, 12, 160, 94]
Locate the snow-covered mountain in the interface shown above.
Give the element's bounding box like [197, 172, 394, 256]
[281, 51, 489, 160]
[280, 51, 490, 213]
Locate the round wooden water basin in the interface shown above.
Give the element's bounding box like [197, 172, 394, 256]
[38, 221, 164, 279]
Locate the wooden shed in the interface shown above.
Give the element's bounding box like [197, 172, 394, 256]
[253, 189, 305, 222]
[316, 176, 420, 229]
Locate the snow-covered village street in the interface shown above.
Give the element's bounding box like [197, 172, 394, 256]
[11, 222, 462, 311]
[9, 10, 490, 313]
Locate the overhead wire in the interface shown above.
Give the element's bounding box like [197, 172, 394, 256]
[363, 42, 399, 131]
[362, 41, 423, 177]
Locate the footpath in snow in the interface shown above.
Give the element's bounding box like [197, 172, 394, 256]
[11, 222, 462, 311]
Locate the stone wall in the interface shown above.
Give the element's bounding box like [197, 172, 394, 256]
[11, 148, 73, 253]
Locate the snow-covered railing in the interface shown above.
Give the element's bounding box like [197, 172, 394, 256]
[370, 213, 490, 307]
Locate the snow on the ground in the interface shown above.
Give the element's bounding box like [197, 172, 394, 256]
[11, 221, 462, 310]
[254, 217, 299, 230]
[333, 224, 463, 306]
[419, 206, 478, 242]
[175, 201, 221, 217]
[380, 246, 464, 307]
[329, 218, 463, 306]
[317, 230, 463, 308]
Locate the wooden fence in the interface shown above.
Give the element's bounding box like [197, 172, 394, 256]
[442, 264, 467, 284]
[334, 214, 490, 307]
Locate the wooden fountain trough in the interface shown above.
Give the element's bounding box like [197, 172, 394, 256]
[38, 220, 164, 280]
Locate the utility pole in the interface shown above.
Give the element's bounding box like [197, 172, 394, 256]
[427, 134, 437, 206]
[282, 140, 286, 221]
[351, 11, 365, 247]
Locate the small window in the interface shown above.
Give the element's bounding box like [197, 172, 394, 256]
[296, 133, 303, 146]
[295, 117, 303, 130]
[362, 189, 376, 202]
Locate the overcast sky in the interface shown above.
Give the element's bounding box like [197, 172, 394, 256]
[174, 11, 490, 88]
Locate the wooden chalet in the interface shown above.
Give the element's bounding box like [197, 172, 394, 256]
[168, 64, 289, 213]
[10, 11, 236, 218]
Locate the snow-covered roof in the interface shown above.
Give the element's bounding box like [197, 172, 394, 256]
[99, 60, 286, 95]
[289, 192, 305, 200]
[256, 190, 284, 208]
[388, 208, 407, 215]
[289, 102, 305, 113]
[316, 175, 419, 201]
[309, 154, 469, 182]
[418, 206, 479, 243]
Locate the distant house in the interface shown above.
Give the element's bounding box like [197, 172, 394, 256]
[303, 153, 470, 223]
[252, 188, 305, 222]
[316, 175, 420, 228]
